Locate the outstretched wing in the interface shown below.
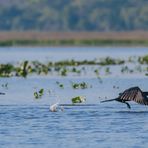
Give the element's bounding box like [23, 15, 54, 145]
[119, 87, 148, 105]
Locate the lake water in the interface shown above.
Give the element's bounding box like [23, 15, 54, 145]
[0, 47, 148, 63]
[0, 47, 148, 148]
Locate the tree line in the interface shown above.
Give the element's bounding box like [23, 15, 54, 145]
[0, 0, 147, 31]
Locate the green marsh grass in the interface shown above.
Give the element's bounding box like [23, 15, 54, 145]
[0, 39, 148, 46]
[0, 55, 148, 77]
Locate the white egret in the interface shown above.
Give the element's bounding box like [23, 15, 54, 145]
[49, 91, 64, 112]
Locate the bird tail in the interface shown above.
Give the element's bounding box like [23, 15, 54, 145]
[0, 92, 5, 95]
[100, 98, 116, 103]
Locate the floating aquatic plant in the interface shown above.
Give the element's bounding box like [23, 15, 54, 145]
[0, 55, 147, 78]
[138, 55, 148, 64]
[1, 83, 8, 89]
[94, 69, 100, 76]
[56, 81, 64, 89]
[60, 68, 68, 76]
[71, 67, 81, 74]
[71, 96, 86, 103]
[16, 61, 32, 77]
[0, 64, 14, 77]
[32, 61, 49, 75]
[71, 82, 89, 89]
[99, 57, 124, 66]
[105, 67, 111, 75]
[34, 88, 44, 99]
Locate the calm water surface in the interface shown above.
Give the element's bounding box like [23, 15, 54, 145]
[0, 46, 148, 63]
[0, 47, 148, 148]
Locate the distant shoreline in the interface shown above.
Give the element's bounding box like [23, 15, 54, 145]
[0, 31, 148, 46]
[0, 39, 148, 47]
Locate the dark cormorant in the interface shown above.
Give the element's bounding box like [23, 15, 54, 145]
[101, 87, 148, 109]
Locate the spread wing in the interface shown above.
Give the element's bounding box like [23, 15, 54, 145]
[119, 87, 148, 105]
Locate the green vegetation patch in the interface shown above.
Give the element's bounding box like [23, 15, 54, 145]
[0, 39, 148, 46]
[71, 96, 86, 104]
[0, 55, 148, 78]
[34, 88, 44, 99]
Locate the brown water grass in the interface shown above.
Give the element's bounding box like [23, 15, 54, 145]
[0, 31, 148, 41]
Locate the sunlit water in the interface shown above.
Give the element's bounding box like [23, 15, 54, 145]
[0, 47, 148, 63]
[0, 47, 148, 148]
